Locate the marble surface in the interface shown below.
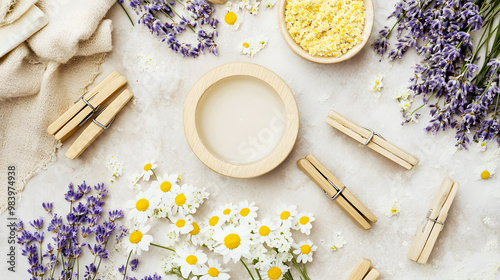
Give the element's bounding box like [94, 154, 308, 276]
[2, 0, 500, 279]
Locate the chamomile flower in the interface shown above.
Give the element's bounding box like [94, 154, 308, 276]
[249, 2, 260, 14]
[169, 184, 196, 216]
[292, 212, 315, 235]
[223, 3, 242, 31]
[477, 163, 496, 180]
[239, 0, 251, 9]
[152, 173, 179, 196]
[124, 224, 153, 255]
[262, 0, 277, 8]
[371, 74, 384, 94]
[237, 201, 258, 223]
[239, 39, 253, 56]
[385, 200, 401, 217]
[170, 215, 195, 235]
[219, 203, 238, 223]
[292, 240, 317, 263]
[141, 159, 157, 181]
[262, 261, 289, 280]
[213, 226, 254, 263]
[106, 155, 123, 182]
[126, 190, 160, 224]
[253, 218, 279, 245]
[269, 226, 293, 253]
[128, 172, 142, 191]
[174, 246, 208, 278]
[400, 100, 412, 112]
[188, 220, 205, 246]
[276, 205, 297, 227]
[200, 259, 230, 280]
[478, 141, 488, 152]
[329, 232, 347, 251]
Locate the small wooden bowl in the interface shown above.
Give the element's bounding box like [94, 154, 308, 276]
[183, 62, 299, 178]
[278, 0, 374, 64]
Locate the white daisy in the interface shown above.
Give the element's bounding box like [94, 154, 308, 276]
[276, 205, 297, 227]
[223, 9, 242, 30]
[219, 203, 238, 224]
[141, 159, 157, 181]
[249, 2, 260, 15]
[292, 240, 317, 263]
[385, 200, 401, 217]
[152, 173, 180, 196]
[253, 218, 279, 245]
[330, 232, 347, 251]
[128, 172, 142, 191]
[292, 212, 315, 235]
[200, 259, 230, 280]
[170, 215, 195, 235]
[126, 190, 160, 224]
[371, 74, 384, 95]
[478, 141, 488, 152]
[268, 226, 293, 253]
[477, 162, 496, 180]
[169, 184, 196, 216]
[237, 201, 258, 223]
[400, 100, 413, 112]
[124, 224, 153, 255]
[239, 39, 253, 56]
[262, 0, 277, 8]
[262, 261, 289, 280]
[174, 246, 208, 278]
[105, 155, 123, 183]
[213, 226, 254, 263]
[188, 220, 205, 246]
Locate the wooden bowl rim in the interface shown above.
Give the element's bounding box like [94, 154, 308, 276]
[278, 0, 374, 64]
[183, 62, 300, 178]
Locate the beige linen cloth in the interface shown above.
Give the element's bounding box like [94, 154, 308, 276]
[0, 0, 116, 211]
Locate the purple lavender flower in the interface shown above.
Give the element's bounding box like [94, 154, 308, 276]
[42, 202, 53, 214]
[129, 258, 139, 271]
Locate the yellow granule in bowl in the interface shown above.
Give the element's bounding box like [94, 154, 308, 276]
[285, 0, 365, 57]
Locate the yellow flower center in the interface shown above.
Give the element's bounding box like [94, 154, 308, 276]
[242, 42, 250, 48]
[481, 170, 491, 180]
[129, 231, 143, 244]
[299, 216, 309, 225]
[240, 208, 250, 217]
[209, 216, 219, 226]
[224, 12, 237, 25]
[175, 194, 186, 206]
[208, 267, 219, 277]
[135, 198, 149, 212]
[144, 163, 152, 171]
[391, 208, 397, 213]
[223, 209, 231, 215]
[190, 222, 200, 235]
[176, 219, 186, 228]
[224, 233, 241, 249]
[268, 267, 282, 280]
[280, 211, 290, 220]
[160, 181, 172, 192]
[259, 226, 270, 236]
[300, 244, 311, 254]
[481, 142, 486, 147]
[186, 255, 198, 265]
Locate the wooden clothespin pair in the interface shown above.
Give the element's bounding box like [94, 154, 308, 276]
[47, 71, 133, 159]
[325, 110, 419, 170]
[347, 259, 380, 280]
[408, 177, 459, 264]
[297, 154, 377, 230]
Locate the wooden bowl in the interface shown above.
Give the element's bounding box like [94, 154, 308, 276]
[278, 0, 374, 64]
[183, 62, 299, 178]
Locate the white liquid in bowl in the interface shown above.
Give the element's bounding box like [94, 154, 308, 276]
[195, 76, 286, 165]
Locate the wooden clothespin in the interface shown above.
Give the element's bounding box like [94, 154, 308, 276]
[408, 177, 459, 264]
[297, 154, 377, 230]
[65, 89, 134, 159]
[325, 110, 419, 170]
[47, 71, 127, 141]
[347, 259, 380, 280]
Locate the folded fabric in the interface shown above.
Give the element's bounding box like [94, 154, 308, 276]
[0, 0, 116, 212]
